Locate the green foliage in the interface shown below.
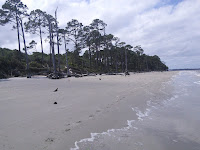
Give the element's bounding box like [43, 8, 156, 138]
[24, 9, 47, 34]
[0, 0, 168, 79]
[0, 48, 26, 78]
[0, 45, 168, 79]
[80, 46, 168, 73]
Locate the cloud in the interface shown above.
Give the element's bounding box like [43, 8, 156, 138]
[0, 0, 200, 69]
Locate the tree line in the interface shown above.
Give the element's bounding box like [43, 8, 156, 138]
[0, 0, 168, 79]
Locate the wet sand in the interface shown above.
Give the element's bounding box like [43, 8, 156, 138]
[76, 71, 200, 150]
[0, 71, 177, 150]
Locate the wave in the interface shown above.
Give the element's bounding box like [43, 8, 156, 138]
[132, 107, 151, 121]
[70, 92, 181, 150]
[71, 120, 136, 150]
[194, 81, 200, 85]
[195, 72, 200, 77]
[70, 73, 182, 150]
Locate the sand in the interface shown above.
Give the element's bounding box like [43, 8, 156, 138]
[0, 71, 177, 150]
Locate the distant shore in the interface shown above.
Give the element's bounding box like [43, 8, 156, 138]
[0, 71, 177, 150]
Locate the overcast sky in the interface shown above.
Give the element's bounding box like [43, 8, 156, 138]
[0, 0, 200, 69]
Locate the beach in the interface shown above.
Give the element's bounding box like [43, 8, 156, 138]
[1, 71, 197, 150]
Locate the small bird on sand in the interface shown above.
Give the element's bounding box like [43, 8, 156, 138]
[54, 88, 58, 92]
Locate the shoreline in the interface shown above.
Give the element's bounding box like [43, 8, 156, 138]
[0, 71, 178, 150]
[0, 71, 171, 80]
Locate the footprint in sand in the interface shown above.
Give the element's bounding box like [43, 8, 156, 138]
[45, 138, 55, 143]
[96, 110, 101, 113]
[119, 96, 125, 101]
[120, 134, 129, 138]
[65, 129, 71, 132]
[76, 121, 82, 123]
[89, 114, 94, 118]
[65, 123, 70, 126]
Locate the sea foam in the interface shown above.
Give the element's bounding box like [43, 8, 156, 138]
[70, 119, 136, 150]
[132, 107, 151, 121]
[71, 93, 181, 149]
[194, 81, 200, 85]
[71, 73, 181, 150]
[195, 72, 200, 77]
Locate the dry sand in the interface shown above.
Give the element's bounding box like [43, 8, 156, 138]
[0, 71, 177, 150]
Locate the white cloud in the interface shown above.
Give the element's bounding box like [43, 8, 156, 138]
[0, 0, 200, 69]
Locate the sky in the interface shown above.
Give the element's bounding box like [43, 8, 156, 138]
[0, 0, 200, 69]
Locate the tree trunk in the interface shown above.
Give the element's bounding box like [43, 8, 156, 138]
[51, 25, 56, 75]
[48, 22, 52, 72]
[16, 16, 21, 52]
[55, 10, 60, 72]
[20, 19, 30, 78]
[106, 47, 109, 72]
[96, 45, 98, 67]
[56, 33, 60, 72]
[50, 49, 52, 72]
[64, 34, 69, 76]
[115, 54, 118, 73]
[110, 50, 113, 67]
[49, 21, 52, 72]
[146, 58, 149, 71]
[99, 51, 102, 73]
[89, 44, 91, 69]
[125, 48, 127, 72]
[115, 60, 118, 73]
[39, 26, 44, 65]
[121, 50, 124, 72]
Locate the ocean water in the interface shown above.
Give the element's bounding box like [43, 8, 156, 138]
[71, 71, 200, 150]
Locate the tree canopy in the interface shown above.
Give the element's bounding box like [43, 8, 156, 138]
[0, 0, 168, 79]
